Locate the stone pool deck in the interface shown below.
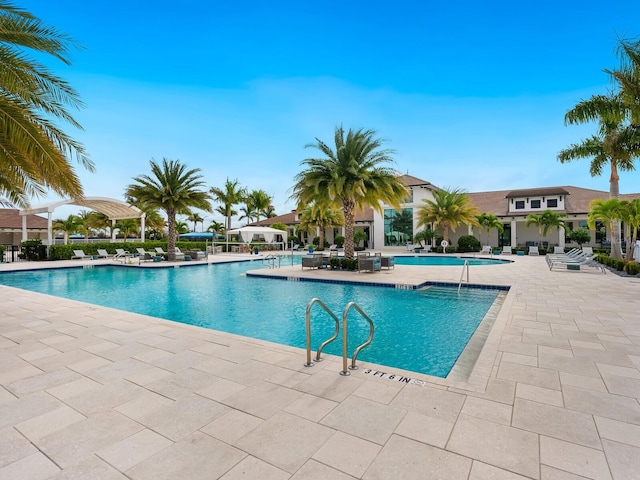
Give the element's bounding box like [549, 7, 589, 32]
[0, 252, 639, 479]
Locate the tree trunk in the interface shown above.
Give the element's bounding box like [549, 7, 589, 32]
[167, 208, 177, 261]
[343, 200, 355, 259]
[609, 163, 623, 259]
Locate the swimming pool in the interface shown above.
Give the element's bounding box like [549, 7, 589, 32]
[394, 255, 511, 266]
[0, 261, 503, 377]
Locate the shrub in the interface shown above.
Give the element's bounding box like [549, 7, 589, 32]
[334, 235, 345, 248]
[457, 235, 480, 252]
[625, 262, 640, 275]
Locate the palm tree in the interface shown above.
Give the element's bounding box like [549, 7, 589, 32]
[52, 215, 80, 244]
[207, 220, 225, 235]
[174, 220, 189, 234]
[125, 158, 211, 260]
[525, 210, 565, 249]
[186, 212, 204, 232]
[291, 126, 408, 259]
[588, 198, 626, 255]
[76, 209, 93, 243]
[297, 203, 344, 249]
[417, 188, 478, 251]
[0, 3, 94, 207]
[560, 93, 640, 258]
[244, 189, 273, 226]
[86, 211, 110, 238]
[619, 198, 640, 261]
[238, 205, 254, 225]
[476, 213, 504, 246]
[210, 178, 246, 231]
[114, 218, 138, 241]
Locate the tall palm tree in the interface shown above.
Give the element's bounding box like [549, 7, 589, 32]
[291, 126, 408, 259]
[0, 3, 93, 207]
[86, 211, 110, 238]
[210, 178, 246, 231]
[52, 215, 80, 244]
[417, 188, 478, 251]
[297, 203, 344, 249]
[560, 93, 640, 258]
[125, 158, 211, 260]
[476, 213, 504, 246]
[244, 189, 273, 226]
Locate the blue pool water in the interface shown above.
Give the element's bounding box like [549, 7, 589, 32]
[394, 255, 509, 266]
[0, 261, 501, 377]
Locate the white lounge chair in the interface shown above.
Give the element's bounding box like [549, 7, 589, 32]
[548, 254, 605, 273]
[528, 246, 539, 256]
[71, 249, 90, 260]
[96, 249, 113, 259]
[502, 246, 512, 255]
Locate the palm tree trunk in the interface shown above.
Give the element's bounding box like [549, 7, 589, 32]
[167, 208, 177, 260]
[343, 200, 355, 259]
[609, 164, 623, 259]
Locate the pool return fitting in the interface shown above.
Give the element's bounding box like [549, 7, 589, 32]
[304, 298, 375, 376]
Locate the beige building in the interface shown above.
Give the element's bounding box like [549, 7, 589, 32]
[261, 175, 640, 251]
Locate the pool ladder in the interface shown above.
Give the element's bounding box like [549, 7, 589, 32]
[458, 259, 470, 293]
[262, 254, 282, 269]
[304, 298, 375, 376]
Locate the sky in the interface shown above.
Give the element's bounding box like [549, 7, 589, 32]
[19, 0, 640, 225]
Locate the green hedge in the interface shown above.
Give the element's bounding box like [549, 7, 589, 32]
[48, 241, 213, 260]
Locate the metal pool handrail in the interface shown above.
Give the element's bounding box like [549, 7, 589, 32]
[458, 259, 469, 293]
[341, 301, 375, 376]
[304, 298, 340, 367]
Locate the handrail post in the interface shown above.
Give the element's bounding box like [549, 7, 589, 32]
[340, 311, 350, 375]
[305, 298, 340, 368]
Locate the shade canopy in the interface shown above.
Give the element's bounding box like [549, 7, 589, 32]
[226, 226, 285, 244]
[179, 232, 215, 239]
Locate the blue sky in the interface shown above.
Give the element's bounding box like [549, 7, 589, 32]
[23, 1, 640, 224]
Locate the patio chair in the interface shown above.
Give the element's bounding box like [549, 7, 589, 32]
[358, 255, 381, 273]
[301, 254, 323, 269]
[502, 246, 512, 255]
[528, 246, 539, 256]
[479, 245, 492, 255]
[96, 249, 113, 259]
[375, 252, 395, 269]
[71, 249, 90, 260]
[173, 247, 185, 261]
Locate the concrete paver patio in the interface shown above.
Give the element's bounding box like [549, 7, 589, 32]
[0, 252, 639, 479]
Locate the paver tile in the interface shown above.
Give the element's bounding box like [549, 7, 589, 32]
[540, 436, 611, 480]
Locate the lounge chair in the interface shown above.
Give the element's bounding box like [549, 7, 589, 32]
[189, 249, 206, 260]
[548, 254, 605, 273]
[114, 248, 130, 262]
[96, 249, 113, 259]
[136, 248, 154, 261]
[155, 247, 167, 256]
[479, 245, 492, 255]
[173, 247, 185, 261]
[545, 249, 590, 267]
[528, 246, 539, 256]
[71, 249, 90, 260]
[502, 246, 512, 255]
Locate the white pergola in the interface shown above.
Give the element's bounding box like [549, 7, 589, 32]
[19, 197, 146, 246]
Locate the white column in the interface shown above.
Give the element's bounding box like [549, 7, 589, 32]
[21, 214, 27, 242]
[140, 213, 146, 242]
[111, 219, 116, 241]
[47, 212, 53, 246]
[510, 219, 517, 248]
[558, 226, 565, 248]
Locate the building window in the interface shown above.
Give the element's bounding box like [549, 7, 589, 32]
[384, 208, 413, 246]
[531, 200, 541, 208]
[515, 201, 525, 209]
[404, 189, 413, 203]
[547, 198, 558, 208]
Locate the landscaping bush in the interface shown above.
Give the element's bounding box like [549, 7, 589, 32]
[334, 235, 345, 248]
[457, 235, 480, 253]
[625, 262, 640, 275]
